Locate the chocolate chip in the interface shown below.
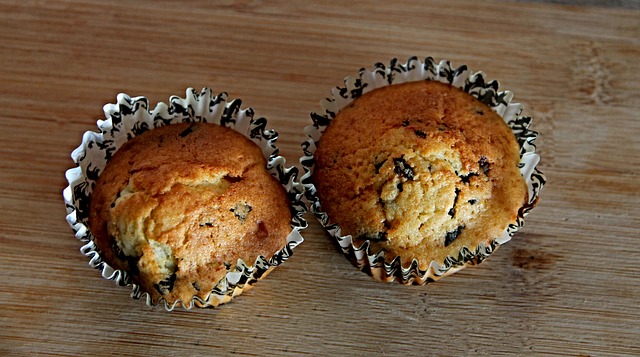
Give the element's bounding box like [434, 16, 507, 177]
[155, 273, 177, 295]
[179, 125, 195, 138]
[476, 110, 484, 115]
[468, 199, 477, 205]
[479, 156, 491, 175]
[448, 188, 461, 217]
[230, 203, 252, 222]
[444, 225, 465, 247]
[401, 120, 410, 127]
[393, 157, 415, 180]
[223, 174, 242, 184]
[460, 172, 478, 184]
[397, 181, 404, 192]
[110, 238, 127, 260]
[414, 130, 427, 139]
[199, 222, 214, 227]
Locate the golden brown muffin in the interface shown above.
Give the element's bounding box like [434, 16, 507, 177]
[313, 80, 527, 270]
[89, 123, 292, 304]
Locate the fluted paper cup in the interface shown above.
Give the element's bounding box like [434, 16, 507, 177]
[64, 88, 307, 310]
[301, 57, 545, 284]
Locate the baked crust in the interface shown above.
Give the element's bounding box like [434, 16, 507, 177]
[313, 80, 527, 269]
[89, 123, 291, 303]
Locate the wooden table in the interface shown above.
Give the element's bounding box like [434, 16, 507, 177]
[1, 1, 639, 356]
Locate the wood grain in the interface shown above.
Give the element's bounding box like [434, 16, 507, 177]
[1, 0, 639, 356]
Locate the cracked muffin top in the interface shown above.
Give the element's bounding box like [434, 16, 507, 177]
[313, 80, 527, 269]
[89, 122, 291, 304]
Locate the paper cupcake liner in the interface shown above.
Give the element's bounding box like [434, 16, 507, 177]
[63, 88, 307, 310]
[301, 56, 546, 284]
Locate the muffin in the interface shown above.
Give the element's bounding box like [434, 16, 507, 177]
[89, 122, 292, 305]
[64, 88, 306, 309]
[301, 57, 545, 283]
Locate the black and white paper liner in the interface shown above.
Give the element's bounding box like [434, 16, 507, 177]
[300, 57, 546, 285]
[63, 88, 307, 310]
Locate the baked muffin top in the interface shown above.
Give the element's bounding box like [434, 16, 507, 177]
[313, 80, 527, 269]
[89, 123, 292, 304]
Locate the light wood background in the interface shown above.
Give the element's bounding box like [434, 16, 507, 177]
[1, 1, 639, 356]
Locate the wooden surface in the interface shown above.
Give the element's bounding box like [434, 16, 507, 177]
[1, 1, 639, 356]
